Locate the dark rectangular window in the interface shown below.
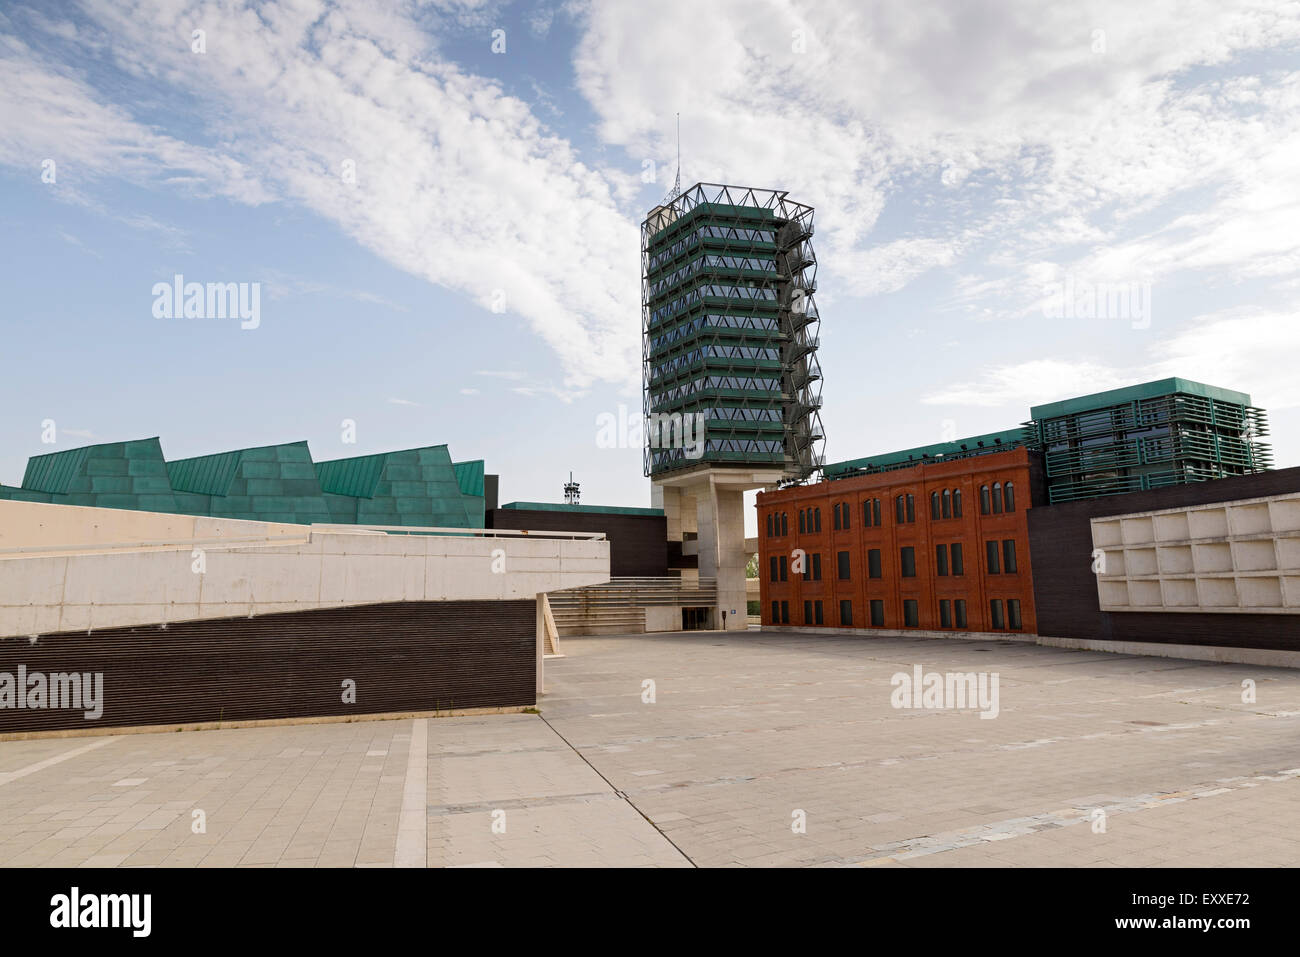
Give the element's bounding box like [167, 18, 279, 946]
[814, 507, 821, 532]
[870, 599, 885, 627]
[779, 555, 788, 581]
[804, 599, 812, 623]
[900, 546, 916, 578]
[839, 600, 853, 627]
[814, 600, 824, 625]
[868, 549, 882, 579]
[990, 599, 1005, 630]
[833, 503, 841, 530]
[930, 492, 941, 520]
[872, 499, 881, 526]
[766, 514, 773, 538]
[781, 513, 788, 536]
[1007, 598, 1022, 630]
[769, 555, 778, 582]
[862, 500, 872, 527]
[799, 510, 807, 534]
[837, 550, 851, 580]
[936, 543, 949, 577]
[1004, 482, 1016, 512]
[951, 542, 964, 576]
[903, 599, 919, 627]
[771, 600, 779, 622]
[841, 501, 850, 530]
[986, 540, 1001, 575]
[895, 495, 905, 523]
[906, 494, 915, 523]
[939, 599, 952, 628]
[955, 599, 967, 628]
[980, 486, 991, 515]
[781, 600, 790, 624]
[1003, 539, 1018, 574]
[811, 552, 822, 581]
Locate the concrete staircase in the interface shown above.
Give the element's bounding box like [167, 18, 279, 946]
[547, 577, 718, 637]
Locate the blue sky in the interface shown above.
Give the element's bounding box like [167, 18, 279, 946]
[2, 0, 1299, 535]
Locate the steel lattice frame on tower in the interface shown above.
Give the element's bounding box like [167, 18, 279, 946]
[641, 183, 826, 483]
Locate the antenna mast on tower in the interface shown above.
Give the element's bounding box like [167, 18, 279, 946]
[664, 113, 682, 203]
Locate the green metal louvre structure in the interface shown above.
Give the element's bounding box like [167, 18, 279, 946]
[642, 182, 825, 481]
[0, 438, 486, 528]
[1022, 378, 1273, 503]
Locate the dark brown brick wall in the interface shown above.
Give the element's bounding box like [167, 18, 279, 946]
[0, 600, 535, 734]
[1028, 467, 1300, 650]
[487, 508, 668, 577]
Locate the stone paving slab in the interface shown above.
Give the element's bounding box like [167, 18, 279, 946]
[1, 630, 1298, 867]
[538, 631, 1300, 867]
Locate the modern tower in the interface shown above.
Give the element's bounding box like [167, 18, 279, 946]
[642, 182, 826, 628]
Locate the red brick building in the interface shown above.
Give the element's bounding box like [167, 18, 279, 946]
[757, 447, 1039, 634]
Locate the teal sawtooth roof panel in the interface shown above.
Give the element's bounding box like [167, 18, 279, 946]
[315, 453, 386, 499]
[501, 502, 665, 517]
[0, 485, 55, 503]
[21, 445, 93, 494]
[316, 444, 455, 499]
[6, 436, 485, 530]
[452, 460, 485, 498]
[166, 449, 243, 495]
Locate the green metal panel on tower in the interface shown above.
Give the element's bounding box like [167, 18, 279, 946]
[1022, 378, 1272, 503]
[642, 183, 825, 481]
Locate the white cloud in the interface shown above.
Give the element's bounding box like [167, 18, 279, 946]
[921, 358, 1131, 409]
[0, 32, 272, 204]
[5, 0, 1300, 416]
[572, 0, 1300, 318]
[1148, 306, 1300, 410]
[921, 302, 1300, 416]
[2, 0, 640, 388]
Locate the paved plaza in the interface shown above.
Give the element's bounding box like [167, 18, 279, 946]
[2, 629, 1299, 867]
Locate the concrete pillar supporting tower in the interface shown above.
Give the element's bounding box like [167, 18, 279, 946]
[655, 467, 780, 630]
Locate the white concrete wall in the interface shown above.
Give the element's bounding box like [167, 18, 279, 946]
[1091, 491, 1300, 614]
[0, 498, 305, 552]
[645, 606, 680, 632]
[0, 500, 609, 638]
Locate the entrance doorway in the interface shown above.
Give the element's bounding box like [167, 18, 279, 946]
[681, 607, 710, 630]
